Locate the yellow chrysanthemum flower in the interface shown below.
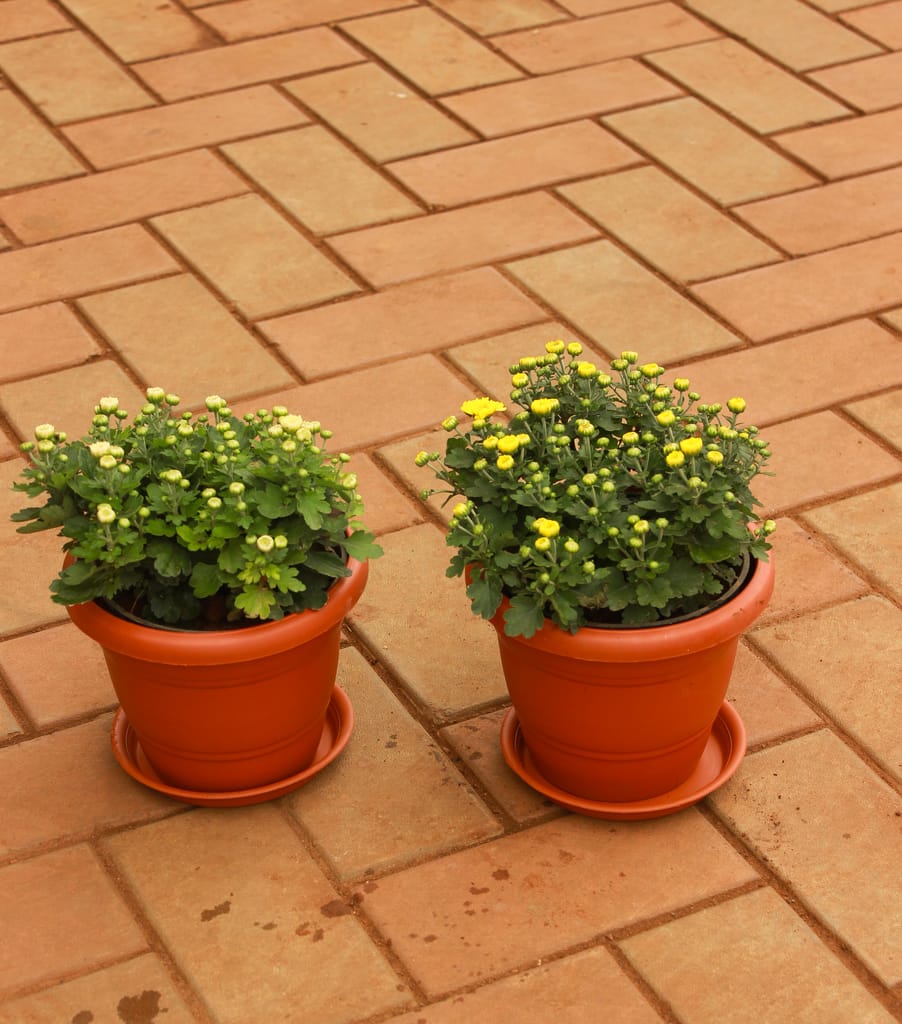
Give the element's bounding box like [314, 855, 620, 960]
[545, 340, 566, 354]
[679, 437, 703, 456]
[533, 517, 561, 538]
[497, 435, 520, 454]
[727, 397, 747, 413]
[530, 398, 560, 416]
[461, 397, 506, 420]
[666, 450, 686, 468]
[510, 372, 528, 387]
[496, 454, 515, 471]
[576, 361, 597, 378]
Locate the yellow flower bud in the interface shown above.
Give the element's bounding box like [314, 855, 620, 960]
[706, 449, 724, 465]
[679, 437, 703, 456]
[497, 435, 519, 454]
[452, 503, 469, 519]
[666, 450, 685, 468]
[533, 517, 561, 538]
[534, 536, 552, 552]
[545, 339, 566, 354]
[496, 454, 515, 470]
[727, 397, 747, 414]
[576, 361, 597, 378]
[656, 410, 676, 426]
[530, 398, 559, 416]
[511, 373, 528, 387]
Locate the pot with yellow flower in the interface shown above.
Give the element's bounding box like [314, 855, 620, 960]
[418, 345, 774, 819]
[11, 389, 382, 805]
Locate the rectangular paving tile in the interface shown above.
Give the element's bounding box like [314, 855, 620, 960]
[648, 38, 850, 133]
[621, 888, 898, 1024]
[288, 647, 500, 881]
[76, 274, 295, 406]
[684, 0, 880, 69]
[430, 0, 566, 34]
[692, 233, 902, 339]
[507, 240, 741, 364]
[63, 85, 307, 169]
[105, 806, 412, 1023]
[809, 51, 902, 112]
[386, 121, 639, 207]
[0, 953, 196, 1024]
[604, 98, 816, 206]
[151, 194, 359, 318]
[197, 0, 415, 39]
[753, 595, 902, 785]
[846, 388, 902, 452]
[284, 62, 475, 163]
[711, 730, 902, 986]
[259, 267, 544, 379]
[842, 0, 902, 46]
[0, 302, 100, 381]
[355, 812, 759, 997]
[0, 0, 70, 40]
[0, 150, 249, 244]
[559, 166, 780, 283]
[328, 193, 599, 287]
[774, 108, 902, 179]
[670, 320, 902, 424]
[440, 59, 682, 138]
[59, 0, 212, 60]
[133, 27, 362, 101]
[0, 31, 155, 124]
[0, 89, 84, 190]
[493, 3, 718, 72]
[341, 6, 523, 94]
[349, 524, 507, 718]
[735, 167, 902, 255]
[222, 126, 421, 236]
[0, 845, 148, 995]
[0, 225, 178, 314]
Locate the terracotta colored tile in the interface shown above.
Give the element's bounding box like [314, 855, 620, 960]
[58, 0, 212, 60]
[0, 303, 100, 382]
[350, 524, 506, 718]
[0, 150, 248, 244]
[441, 708, 561, 823]
[0, 0, 70, 40]
[754, 517, 867, 628]
[506, 240, 740, 364]
[289, 648, 500, 880]
[802, 483, 902, 604]
[0, 622, 116, 727]
[492, 3, 719, 74]
[430, 0, 566, 34]
[62, 85, 307, 169]
[230, 354, 476, 451]
[105, 806, 413, 1022]
[559, 166, 780, 283]
[711, 729, 902, 985]
[842, 1, 902, 47]
[332, 193, 598, 287]
[775, 108, 902, 179]
[810, 51, 902, 112]
[0, 359, 146, 441]
[0, 228, 9, 250]
[692, 233, 902, 340]
[222, 126, 420, 236]
[386, 121, 639, 207]
[76, 275, 295, 406]
[0, 953, 197, 1024]
[151, 194, 359, 318]
[735, 167, 902, 255]
[386, 946, 664, 1024]
[197, 0, 415, 40]
[559, 0, 660, 11]
[0, 693, 22, 738]
[0, 715, 176, 858]
[811, 0, 884, 9]
[684, 0, 880, 70]
[750, 411, 901, 515]
[0, 225, 178, 315]
[347, 453, 422, 535]
[670, 321, 902, 424]
[648, 38, 849, 133]
[441, 59, 682, 138]
[285, 63, 474, 162]
[845, 388, 902, 452]
[133, 27, 361, 101]
[882, 307, 902, 332]
[355, 813, 758, 997]
[0, 845, 148, 995]
[621, 887, 897, 1024]
[260, 268, 544, 380]
[726, 641, 823, 748]
[341, 7, 522, 95]
[0, 89, 84, 189]
[0, 32, 154, 124]
[604, 98, 816, 205]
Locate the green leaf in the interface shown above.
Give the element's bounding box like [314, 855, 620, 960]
[342, 530, 383, 562]
[190, 561, 225, 599]
[146, 538, 192, 578]
[467, 575, 502, 620]
[257, 484, 294, 519]
[235, 586, 276, 619]
[503, 595, 546, 639]
[689, 538, 738, 564]
[302, 549, 349, 579]
[296, 491, 330, 529]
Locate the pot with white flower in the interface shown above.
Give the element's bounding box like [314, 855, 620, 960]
[12, 389, 382, 805]
[418, 344, 775, 819]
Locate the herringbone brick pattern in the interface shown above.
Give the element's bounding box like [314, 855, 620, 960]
[0, 2, 900, 1021]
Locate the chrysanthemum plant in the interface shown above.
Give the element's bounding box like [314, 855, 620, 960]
[418, 344, 774, 638]
[11, 389, 382, 627]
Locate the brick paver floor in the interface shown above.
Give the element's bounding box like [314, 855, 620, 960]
[1, 1, 900, 1021]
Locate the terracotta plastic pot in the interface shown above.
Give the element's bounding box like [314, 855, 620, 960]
[489, 556, 774, 803]
[67, 557, 368, 792]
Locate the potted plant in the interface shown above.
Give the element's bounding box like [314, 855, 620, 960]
[418, 343, 775, 818]
[11, 388, 382, 804]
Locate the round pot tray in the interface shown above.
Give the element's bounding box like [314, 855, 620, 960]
[111, 685, 354, 807]
[500, 700, 746, 821]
